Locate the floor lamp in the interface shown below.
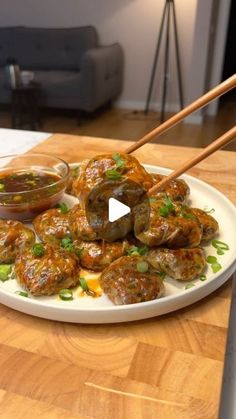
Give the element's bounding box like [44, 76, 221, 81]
[144, 0, 184, 122]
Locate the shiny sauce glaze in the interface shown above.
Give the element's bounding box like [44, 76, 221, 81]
[0, 169, 65, 221]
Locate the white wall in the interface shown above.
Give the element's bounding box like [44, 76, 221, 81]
[0, 0, 219, 121]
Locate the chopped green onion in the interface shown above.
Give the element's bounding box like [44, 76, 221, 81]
[105, 169, 123, 180]
[57, 202, 69, 213]
[185, 283, 195, 290]
[149, 197, 157, 203]
[112, 153, 125, 169]
[159, 195, 174, 217]
[61, 237, 74, 252]
[32, 243, 45, 257]
[127, 245, 149, 256]
[181, 212, 195, 220]
[79, 277, 89, 291]
[15, 290, 28, 297]
[136, 261, 149, 273]
[206, 255, 222, 273]
[211, 262, 222, 273]
[204, 208, 215, 214]
[0, 264, 12, 281]
[206, 255, 217, 264]
[0, 183, 5, 192]
[212, 239, 229, 251]
[159, 206, 170, 217]
[158, 271, 166, 280]
[200, 274, 207, 281]
[59, 289, 73, 301]
[75, 247, 84, 257]
[216, 248, 225, 256]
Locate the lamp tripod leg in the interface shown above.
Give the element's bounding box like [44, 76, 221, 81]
[144, 1, 168, 115]
[160, 0, 171, 122]
[172, 0, 184, 109]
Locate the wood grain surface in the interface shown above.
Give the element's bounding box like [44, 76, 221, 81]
[0, 133, 235, 419]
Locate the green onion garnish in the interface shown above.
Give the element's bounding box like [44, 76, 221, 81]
[61, 237, 74, 252]
[136, 261, 149, 273]
[212, 239, 229, 254]
[211, 262, 222, 273]
[79, 277, 89, 291]
[0, 183, 5, 192]
[185, 283, 195, 290]
[200, 274, 207, 281]
[32, 243, 45, 257]
[127, 245, 149, 256]
[57, 202, 69, 213]
[112, 153, 125, 169]
[206, 255, 217, 264]
[149, 197, 157, 203]
[0, 264, 12, 281]
[158, 271, 166, 280]
[75, 247, 84, 257]
[159, 195, 174, 217]
[15, 290, 28, 297]
[59, 289, 73, 301]
[181, 212, 195, 220]
[206, 255, 222, 273]
[105, 169, 123, 180]
[204, 208, 215, 214]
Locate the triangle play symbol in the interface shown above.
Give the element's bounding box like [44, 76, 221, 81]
[108, 197, 131, 222]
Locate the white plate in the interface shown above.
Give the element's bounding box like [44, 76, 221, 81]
[0, 164, 236, 323]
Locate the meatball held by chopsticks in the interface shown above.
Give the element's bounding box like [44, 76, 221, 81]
[0, 219, 35, 263]
[72, 153, 153, 206]
[100, 255, 164, 305]
[15, 243, 80, 296]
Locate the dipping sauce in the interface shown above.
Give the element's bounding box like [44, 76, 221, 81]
[0, 170, 60, 194]
[0, 168, 67, 221]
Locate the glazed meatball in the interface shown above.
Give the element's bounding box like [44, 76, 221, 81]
[33, 208, 71, 245]
[0, 219, 35, 263]
[100, 256, 164, 305]
[134, 198, 202, 248]
[151, 174, 190, 203]
[69, 203, 99, 241]
[72, 153, 153, 205]
[189, 208, 219, 241]
[15, 243, 80, 296]
[146, 247, 206, 281]
[75, 239, 131, 271]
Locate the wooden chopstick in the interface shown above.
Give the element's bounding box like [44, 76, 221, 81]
[148, 126, 236, 196]
[125, 74, 236, 154]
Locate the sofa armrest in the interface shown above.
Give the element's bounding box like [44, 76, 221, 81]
[79, 43, 124, 112]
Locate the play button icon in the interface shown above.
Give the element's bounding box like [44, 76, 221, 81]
[85, 178, 150, 242]
[108, 197, 131, 222]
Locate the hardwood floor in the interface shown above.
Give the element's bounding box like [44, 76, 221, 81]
[0, 98, 235, 151]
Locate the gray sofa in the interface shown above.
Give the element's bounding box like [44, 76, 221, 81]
[0, 26, 124, 112]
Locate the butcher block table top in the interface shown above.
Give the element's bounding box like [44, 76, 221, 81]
[1, 132, 236, 419]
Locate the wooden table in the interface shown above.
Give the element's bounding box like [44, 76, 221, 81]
[1, 133, 236, 419]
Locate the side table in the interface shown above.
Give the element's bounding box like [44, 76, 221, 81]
[11, 83, 41, 130]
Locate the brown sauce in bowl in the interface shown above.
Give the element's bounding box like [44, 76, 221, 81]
[0, 170, 60, 194]
[0, 169, 66, 221]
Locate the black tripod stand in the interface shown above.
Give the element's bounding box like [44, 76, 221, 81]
[144, 0, 184, 122]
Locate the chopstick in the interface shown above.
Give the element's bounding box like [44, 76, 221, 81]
[148, 126, 236, 196]
[125, 74, 236, 154]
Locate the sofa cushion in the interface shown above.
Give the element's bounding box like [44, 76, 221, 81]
[33, 70, 81, 97]
[0, 26, 98, 71]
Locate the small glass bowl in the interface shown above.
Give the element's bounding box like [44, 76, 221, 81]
[0, 153, 69, 221]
